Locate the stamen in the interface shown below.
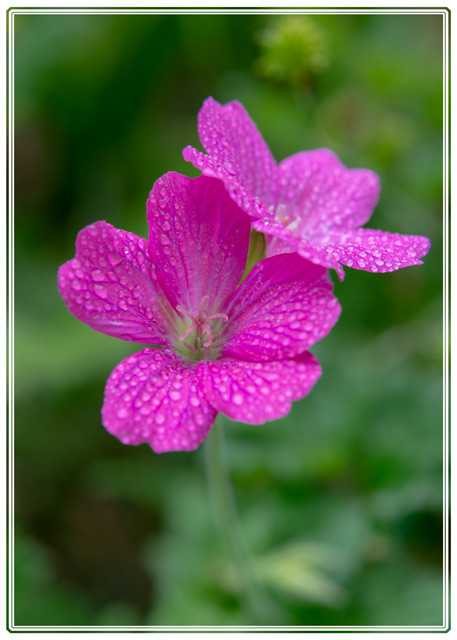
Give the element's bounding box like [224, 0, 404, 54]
[205, 312, 229, 323]
[183, 342, 198, 354]
[176, 304, 193, 321]
[175, 295, 230, 359]
[198, 295, 209, 316]
[202, 323, 213, 347]
[287, 219, 300, 232]
[179, 325, 197, 342]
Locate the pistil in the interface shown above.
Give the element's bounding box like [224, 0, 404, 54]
[177, 295, 229, 360]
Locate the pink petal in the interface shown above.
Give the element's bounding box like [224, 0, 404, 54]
[58, 221, 175, 343]
[311, 227, 431, 273]
[102, 348, 216, 453]
[272, 149, 380, 235]
[147, 173, 251, 319]
[183, 98, 276, 223]
[257, 219, 345, 280]
[183, 145, 274, 224]
[190, 97, 276, 202]
[221, 253, 341, 362]
[201, 353, 322, 424]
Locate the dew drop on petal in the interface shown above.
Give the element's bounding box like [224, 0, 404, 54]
[94, 284, 108, 299]
[232, 393, 243, 406]
[91, 269, 105, 282]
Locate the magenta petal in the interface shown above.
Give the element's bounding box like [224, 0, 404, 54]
[183, 97, 276, 223]
[221, 253, 341, 361]
[194, 97, 276, 203]
[102, 348, 216, 453]
[147, 173, 251, 318]
[257, 219, 345, 280]
[58, 221, 174, 343]
[272, 149, 381, 235]
[312, 227, 431, 273]
[202, 353, 321, 424]
[183, 145, 273, 223]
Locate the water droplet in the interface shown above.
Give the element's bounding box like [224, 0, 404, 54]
[91, 269, 104, 282]
[232, 393, 243, 406]
[117, 407, 128, 419]
[94, 284, 108, 299]
[155, 413, 165, 425]
[170, 390, 181, 401]
[108, 252, 123, 267]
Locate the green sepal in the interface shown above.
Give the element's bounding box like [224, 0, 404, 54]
[241, 229, 266, 282]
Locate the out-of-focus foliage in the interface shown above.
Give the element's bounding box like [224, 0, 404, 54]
[255, 16, 331, 86]
[13, 11, 444, 627]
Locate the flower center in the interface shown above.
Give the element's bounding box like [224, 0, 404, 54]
[269, 203, 300, 232]
[176, 295, 228, 361]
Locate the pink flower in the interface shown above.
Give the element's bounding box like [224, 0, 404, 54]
[183, 97, 430, 281]
[58, 173, 341, 453]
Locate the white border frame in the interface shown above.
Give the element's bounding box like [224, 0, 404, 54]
[6, 5, 450, 634]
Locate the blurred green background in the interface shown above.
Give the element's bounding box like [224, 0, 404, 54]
[13, 11, 445, 627]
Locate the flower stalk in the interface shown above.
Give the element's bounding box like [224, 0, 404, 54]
[204, 418, 274, 623]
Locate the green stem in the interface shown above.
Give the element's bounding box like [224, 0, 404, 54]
[204, 418, 271, 623]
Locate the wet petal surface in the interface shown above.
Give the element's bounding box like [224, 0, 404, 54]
[202, 353, 322, 424]
[102, 348, 216, 453]
[259, 222, 345, 279]
[311, 227, 431, 273]
[186, 97, 276, 203]
[221, 253, 341, 361]
[272, 149, 380, 235]
[58, 221, 174, 344]
[147, 173, 251, 317]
